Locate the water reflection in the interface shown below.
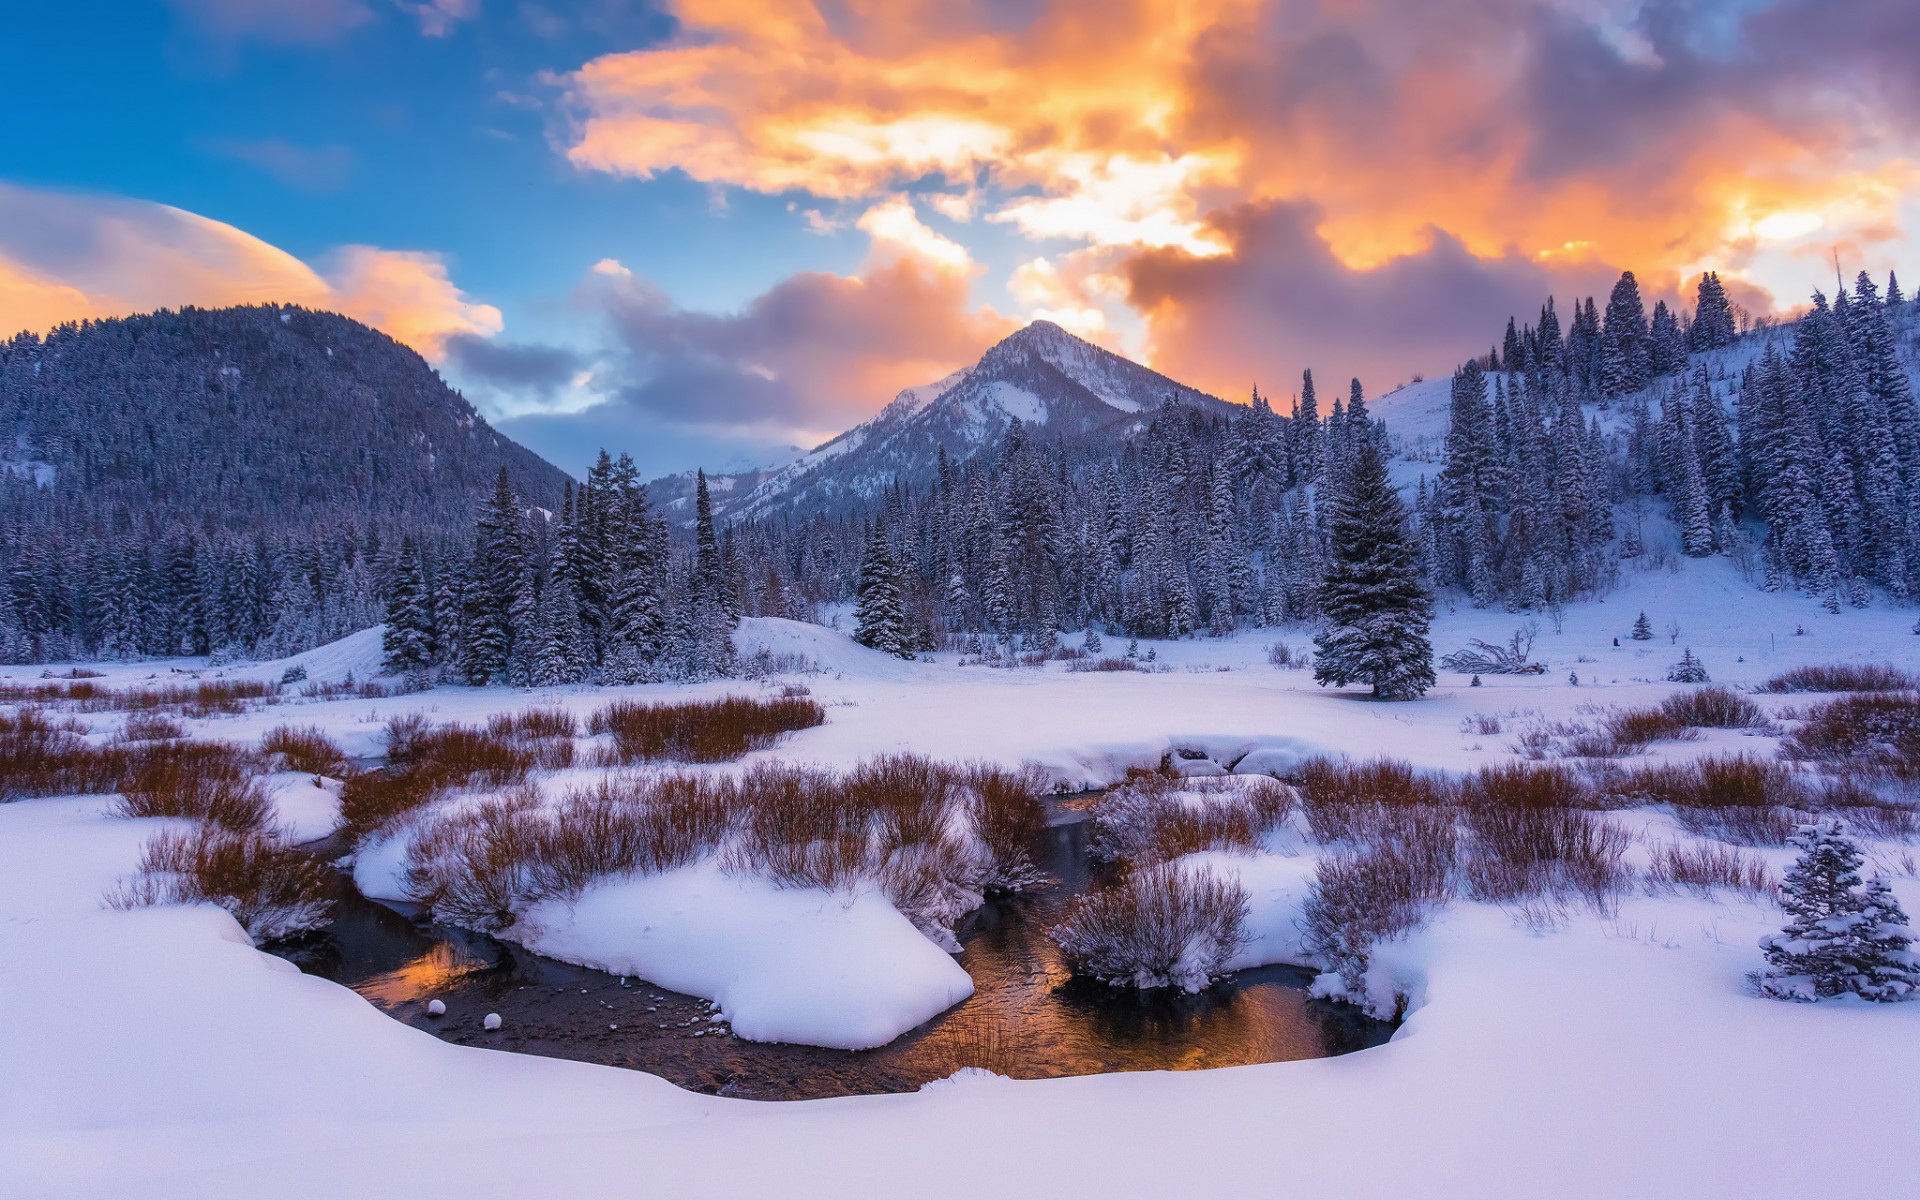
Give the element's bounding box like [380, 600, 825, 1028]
[276, 802, 1393, 1099]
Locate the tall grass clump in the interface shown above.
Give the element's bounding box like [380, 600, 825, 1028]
[1759, 664, 1916, 694]
[1051, 863, 1249, 991]
[588, 694, 825, 764]
[109, 824, 332, 941]
[260, 724, 348, 776]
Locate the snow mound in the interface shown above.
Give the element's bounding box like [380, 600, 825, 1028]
[260, 771, 344, 843]
[734, 617, 928, 682]
[514, 860, 972, 1049]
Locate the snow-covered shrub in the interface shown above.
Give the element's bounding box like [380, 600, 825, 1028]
[1267, 640, 1306, 669]
[1645, 842, 1775, 898]
[260, 724, 348, 776]
[1088, 772, 1292, 865]
[401, 788, 544, 931]
[1600, 705, 1696, 752]
[1658, 686, 1765, 729]
[1296, 757, 1452, 845]
[1757, 820, 1918, 1002]
[1759, 663, 1916, 694]
[1051, 864, 1249, 991]
[527, 774, 732, 900]
[1666, 648, 1710, 683]
[278, 665, 308, 685]
[1302, 843, 1452, 992]
[110, 824, 332, 942]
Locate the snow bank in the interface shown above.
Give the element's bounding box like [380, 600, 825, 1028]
[734, 616, 925, 682]
[514, 861, 973, 1049]
[261, 771, 343, 843]
[1177, 849, 1319, 972]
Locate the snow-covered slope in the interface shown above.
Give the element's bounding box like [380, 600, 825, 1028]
[702, 322, 1236, 522]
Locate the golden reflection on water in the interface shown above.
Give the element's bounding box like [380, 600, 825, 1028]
[355, 942, 493, 1006]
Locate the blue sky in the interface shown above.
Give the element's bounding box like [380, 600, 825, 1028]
[4, 0, 1917, 481]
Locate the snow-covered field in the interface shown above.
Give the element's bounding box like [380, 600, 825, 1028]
[5, 556, 1919, 1199]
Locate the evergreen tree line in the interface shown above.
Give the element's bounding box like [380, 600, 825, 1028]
[381, 455, 737, 685]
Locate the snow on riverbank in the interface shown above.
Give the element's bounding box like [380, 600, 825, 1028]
[516, 862, 973, 1049]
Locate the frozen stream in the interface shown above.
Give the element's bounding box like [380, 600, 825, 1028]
[274, 801, 1393, 1099]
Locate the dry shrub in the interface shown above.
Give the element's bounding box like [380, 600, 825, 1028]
[1645, 842, 1775, 897]
[1461, 712, 1504, 736]
[393, 723, 532, 785]
[1302, 841, 1454, 990]
[109, 824, 332, 941]
[1759, 663, 1916, 693]
[844, 753, 959, 847]
[1051, 863, 1249, 991]
[486, 707, 578, 741]
[1464, 761, 1593, 810]
[402, 788, 545, 930]
[115, 742, 269, 832]
[588, 695, 825, 764]
[260, 724, 347, 776]
[1297, 758, 1452, 845]
[1596, 755, 1809, 846]
[1782, 691, 1920, 780]
[1, 707, 126, 799]
[1462, 805, 1631, 906]
[1833, 797, 1920, 841]
[968, 763, 1050, 892]
[339, 769, 450, 841]
[1601, 706, 1695, 751]
[527, 774, 733, 900]
[1066, 656, 1145, 673]
[120, 714, 185, 743]
[1659, 686, 1764, 729]
[1089, 774, 1292, 865]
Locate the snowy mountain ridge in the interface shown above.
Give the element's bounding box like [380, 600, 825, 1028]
[694, 321, 1236, 523]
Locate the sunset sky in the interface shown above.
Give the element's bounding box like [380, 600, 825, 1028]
[6, 0, 1919, 477]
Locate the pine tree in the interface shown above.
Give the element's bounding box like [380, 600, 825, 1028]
[1312, 438, 1434, 700]
[1599, 271, 1651, 397]
[1758, 821, 1882, 1001]
[530, 566, 590, 687]
[854, 525, 911, 658]
[1666, 647, 1708, 682]
[1631, 611, 1653, 640]
[380, 536, 435, 675]
[1690, 271, 1737, 351]
[1855, 876, 1920, 1002]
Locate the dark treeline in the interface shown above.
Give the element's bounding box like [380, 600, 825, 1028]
[4, 274, 1915, 675]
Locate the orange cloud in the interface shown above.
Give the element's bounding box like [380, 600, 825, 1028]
[0, 183, 500, 358]
[561, 0, 1920, 340]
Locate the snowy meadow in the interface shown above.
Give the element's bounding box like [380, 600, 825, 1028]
[4, 557, 1918, 1199]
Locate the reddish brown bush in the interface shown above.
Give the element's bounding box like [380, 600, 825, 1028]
[1759, 664, 1916, 694]
[1601, 706, 1696, 751]
[1, 708, 125, 799]
[401, 789, 544, 930]
[110, 824, 333, 941]
[1659, 686, 1765, 729]
[1597, 755, 1808, 845]
[588, 694, 825, 764]
[260, 725, 348, 776]
[968, 763, 1049, 891]
[115, 742, 269, 832]
[486, 707, 579, 741]
[120, 714, 185, 743]
[1302, 840, 1455, 989]
[1464, 761, 1593, 810]
[1781, 691, 1920, 779]
[1462, 805, 1632, 906]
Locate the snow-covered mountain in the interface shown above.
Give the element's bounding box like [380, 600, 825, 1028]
[692, 321, 1236, 522]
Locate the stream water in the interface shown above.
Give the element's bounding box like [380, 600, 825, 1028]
[275, 804, 1393, 1100]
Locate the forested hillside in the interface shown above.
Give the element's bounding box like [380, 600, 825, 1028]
[0, 305, 569, 662]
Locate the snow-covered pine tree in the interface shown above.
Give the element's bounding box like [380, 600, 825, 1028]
[1599, 271, 1652, 398]
[380, 536, 435, 675]
[530, 565, 590, 687]
[1312, 437, 1434, 700]
[1855, 876, 1919, 1002]
[1759, 820, 1876, 1001]
[1632, 610, 1653, 640]
[1666, 647, 1708, 682]
[854, 524, 911, 659]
